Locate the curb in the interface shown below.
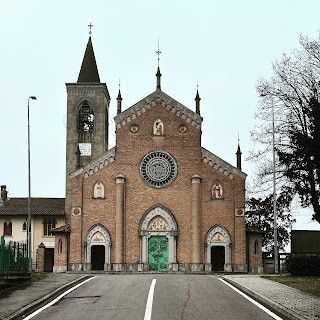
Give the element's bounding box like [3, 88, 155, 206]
[222, 277, 303, 320]
[4, 275, 92, 320]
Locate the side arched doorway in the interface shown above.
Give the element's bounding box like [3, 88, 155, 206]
[86, 224, 111, 271]
[205, 225, 232, 272]
[139, 205, 178, 271]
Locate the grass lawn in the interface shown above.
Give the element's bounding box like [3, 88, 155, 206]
[263, 275, 320, 298]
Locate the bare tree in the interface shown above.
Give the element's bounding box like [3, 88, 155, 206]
[250, 33, 320, 223]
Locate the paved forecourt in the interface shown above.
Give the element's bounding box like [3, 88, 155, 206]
[27, 274, 277, 320]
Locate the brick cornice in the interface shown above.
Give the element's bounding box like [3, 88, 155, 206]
[65, 83, 110, 100]
[69, 147, 116, 179]
[201, 148, 247, 180]
[114, 90, 202, 130]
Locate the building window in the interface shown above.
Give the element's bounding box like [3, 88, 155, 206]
[58, 238, 63, 254]
[140, 150, 178, 189]
[254, 240, 259, 255]
[43, 218, 56, 236]
[78, 101, 94, 132]
[4, 220, 12, 236]
[22, 221, 27, 231]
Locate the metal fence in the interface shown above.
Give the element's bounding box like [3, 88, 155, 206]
[0, 236, 29, 278]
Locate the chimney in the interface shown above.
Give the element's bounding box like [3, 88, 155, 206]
[0, 185, 8, 205]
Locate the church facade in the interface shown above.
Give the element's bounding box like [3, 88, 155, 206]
[52, 36, 263, 273]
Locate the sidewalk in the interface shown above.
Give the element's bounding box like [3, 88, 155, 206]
[0, 273, 86, 320]
[223, 275, 320, 320]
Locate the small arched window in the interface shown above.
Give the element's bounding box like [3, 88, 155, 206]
[153, 119, 164, 135]
[22, 221, 27, 231]
[78, 101, 94, 132]
[58, 238, 63, 254]
[254, 239, 259, 255]
[4, 220, 12, 236]
[212, 182, 223, 199]
[43, 218, 57, 236]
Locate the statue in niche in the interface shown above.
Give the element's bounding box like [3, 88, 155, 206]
[212, 182, 223, 199]
[153, 119, 164, 135]
[93, 181, 104, 198]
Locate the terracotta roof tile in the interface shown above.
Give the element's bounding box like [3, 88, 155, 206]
[0, 198, 65, 216]
[246, 225, 265, 234]
[51, 223, 70, 233]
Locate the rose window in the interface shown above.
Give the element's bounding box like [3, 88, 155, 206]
[140, 151, 177, 188]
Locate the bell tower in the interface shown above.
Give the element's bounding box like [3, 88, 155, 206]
[65, 35, 110, 222]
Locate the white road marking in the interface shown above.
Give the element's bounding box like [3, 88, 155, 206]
[144, 278, 157, 320]
[24, 276, 96, 320]
[219, 278, 283, 320]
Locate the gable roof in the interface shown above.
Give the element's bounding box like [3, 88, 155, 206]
[77, 36, 100, 83]
[0, 198, 65, 216]
[114, 89, 202, 130]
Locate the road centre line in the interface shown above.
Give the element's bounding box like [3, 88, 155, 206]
[24, 276, 96, 320]
[144, 278, 157, 320]
[219, 278, 283, 320]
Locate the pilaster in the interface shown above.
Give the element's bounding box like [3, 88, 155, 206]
[115, 174, 126, 264]
[191, 174, 202, 263]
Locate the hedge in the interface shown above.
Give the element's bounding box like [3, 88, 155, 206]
[285, 254, 320, 276]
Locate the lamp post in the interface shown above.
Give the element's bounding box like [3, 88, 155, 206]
[271, 97, 279, 274]
[260, 93, 278, 274]
[27, 96, 37, 273]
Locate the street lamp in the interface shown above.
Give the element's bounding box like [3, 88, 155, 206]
[271, 97, 279, 274]
[27, 95, 37, 273]
[261, 93, 278, 274]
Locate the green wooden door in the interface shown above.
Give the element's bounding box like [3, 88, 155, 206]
[148, 236, 168, 271]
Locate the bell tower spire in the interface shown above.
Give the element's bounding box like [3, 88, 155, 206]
[195, 82, 201, 115]
[65, 26, 110, 223]
[117, 80, 122, 115]
[236, 137, 242, 170]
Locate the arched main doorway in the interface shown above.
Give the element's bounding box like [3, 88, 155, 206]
[86, 224, 111, 271]
[205, 225, 232, 272]
[139, 205, 178, 271]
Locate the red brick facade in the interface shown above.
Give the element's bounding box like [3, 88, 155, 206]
[53, 37, 263, 273]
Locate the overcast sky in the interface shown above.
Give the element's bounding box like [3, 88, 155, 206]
[1, 0, 320, 232]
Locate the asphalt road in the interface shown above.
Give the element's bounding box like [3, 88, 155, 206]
[30, 274, 278, 320]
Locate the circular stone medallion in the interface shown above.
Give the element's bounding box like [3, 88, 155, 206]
[140, 150, 177, 188]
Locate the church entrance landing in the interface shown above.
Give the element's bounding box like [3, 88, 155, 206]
[148, 236, 168, 271]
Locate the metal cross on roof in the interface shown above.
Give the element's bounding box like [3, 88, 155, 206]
[156, 39, 161, 66]
[88, 22, 94, 35]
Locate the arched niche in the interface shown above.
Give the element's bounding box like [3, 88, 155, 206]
[153, 119, 164, 135]
[93, 181, 105, 198]
[212, 181, 223, 199]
